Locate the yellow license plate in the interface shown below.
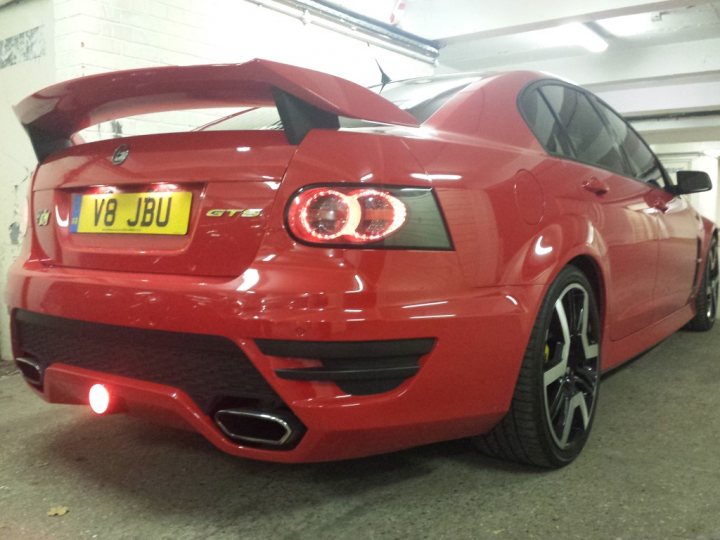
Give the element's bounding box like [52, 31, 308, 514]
[70, 191, 193, 235]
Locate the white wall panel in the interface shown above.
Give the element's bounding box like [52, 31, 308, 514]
[688, 156, 720, 221]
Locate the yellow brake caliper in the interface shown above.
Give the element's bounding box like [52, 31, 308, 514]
[544, 343, 550, 363]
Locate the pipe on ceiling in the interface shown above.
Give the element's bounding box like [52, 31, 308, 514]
[248, 0, 440, 64]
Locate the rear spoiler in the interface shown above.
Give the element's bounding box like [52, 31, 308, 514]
[14, 58, 419, 161]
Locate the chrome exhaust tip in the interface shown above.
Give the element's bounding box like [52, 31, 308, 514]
[15, 356, 43, 386]
[214, 408, 303, 448]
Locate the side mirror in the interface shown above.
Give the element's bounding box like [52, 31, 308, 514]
[670, 170, 712, 195]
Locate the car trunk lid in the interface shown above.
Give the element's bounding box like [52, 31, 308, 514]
[17, 58, 418, 278]
[32, 131, 293, 277]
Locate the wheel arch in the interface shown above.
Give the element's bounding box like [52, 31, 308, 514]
[701, 216, 717, 256]
[695, 217, 718, 297]
[706, 221, 717, 258]
[514, 215, 610, 337]
[565, 254, 607, 335]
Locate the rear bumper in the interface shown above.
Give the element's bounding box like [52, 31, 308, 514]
[31, 364, 496, 462]
[7, 260, 542, 462]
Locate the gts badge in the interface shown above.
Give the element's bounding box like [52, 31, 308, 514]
[206, 208, 262, 218]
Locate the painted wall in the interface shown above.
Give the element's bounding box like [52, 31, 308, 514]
[658, 155, 720, 223]
[0, 0, 433, 360]
[0, 0, 55, 362]
[688, 157, 719, 223]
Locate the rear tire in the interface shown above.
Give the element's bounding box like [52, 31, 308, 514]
[685, 237, 718, 332]
[474, 265, 601, 468]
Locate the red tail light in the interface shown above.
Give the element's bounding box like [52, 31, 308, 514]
[286, 185, 453, 250]
[353, 189, 407, 241]
[288, 187, 407, 245]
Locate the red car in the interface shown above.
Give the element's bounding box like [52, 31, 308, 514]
[7, 59, 717, 467]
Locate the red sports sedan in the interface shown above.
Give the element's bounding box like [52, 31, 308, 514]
[7, 59, 717, 467]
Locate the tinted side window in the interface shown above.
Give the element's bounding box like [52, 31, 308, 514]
[541, 85, 630, 175]
[595, 101, 665, 187]
[520, 89, 572, 155]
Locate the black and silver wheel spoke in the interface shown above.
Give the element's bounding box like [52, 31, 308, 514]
[573, 367, 597, 394]
[543, 284, 599, 450]
[707, 280, 716, 319]
[687, 239, 718, 331]
[707, 242, 719, 320]
[559, 392, 591, 446]
[543, 301, 571, 387]
[548, 383, 568, 421]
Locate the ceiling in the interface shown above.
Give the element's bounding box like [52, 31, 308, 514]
[328, 0, 720, 157]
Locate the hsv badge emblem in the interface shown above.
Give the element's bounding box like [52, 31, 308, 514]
[36, 209, 51, 227]
[111, 144, 130, 165]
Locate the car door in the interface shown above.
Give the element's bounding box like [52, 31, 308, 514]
[653, 193, 702, 320]
[594, 100, 700, 322]
[525, 84, 662, 341]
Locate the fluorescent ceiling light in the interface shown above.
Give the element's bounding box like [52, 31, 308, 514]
[558, 22, 609, 53]
[597, 13, 654, 37]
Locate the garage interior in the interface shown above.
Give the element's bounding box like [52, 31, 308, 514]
[1, 0, 719, 538]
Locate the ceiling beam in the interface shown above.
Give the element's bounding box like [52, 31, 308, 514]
[632, 116, 720, 144]
[652, 141, 720, 156]
[402, 0, 707, 42]
[594, 79, 720, 116]
[441, 36, 720, 86]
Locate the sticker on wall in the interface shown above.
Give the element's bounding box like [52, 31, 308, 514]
[0, 26, 46, 70]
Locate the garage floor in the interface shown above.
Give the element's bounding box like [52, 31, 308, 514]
[1, 327, 719, 540]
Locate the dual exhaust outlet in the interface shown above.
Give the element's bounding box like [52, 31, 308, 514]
[15, 356, 43, 386]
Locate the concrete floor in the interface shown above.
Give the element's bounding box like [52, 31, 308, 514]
[1, 328, 719, 540]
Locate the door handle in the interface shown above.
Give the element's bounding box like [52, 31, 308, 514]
[582, 177, 609, 195]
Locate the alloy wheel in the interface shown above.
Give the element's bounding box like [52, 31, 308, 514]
[542, 284, 600, 449]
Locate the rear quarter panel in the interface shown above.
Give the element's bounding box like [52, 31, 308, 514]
[403, 71, 708, 371]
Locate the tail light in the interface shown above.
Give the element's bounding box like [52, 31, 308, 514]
[286, 185, 452, 249]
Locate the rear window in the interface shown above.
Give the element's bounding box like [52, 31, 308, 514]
[202, 75, 479, 132]
[375, 76, 479, 122]
[78, 76, 479, 140]
[201, 107, 283, 131]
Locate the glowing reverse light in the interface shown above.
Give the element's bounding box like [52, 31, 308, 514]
[88, 384, 110, 414]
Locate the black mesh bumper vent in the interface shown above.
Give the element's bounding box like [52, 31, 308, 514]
[256, 338, 435, 395]
[13, 310, 281, 413]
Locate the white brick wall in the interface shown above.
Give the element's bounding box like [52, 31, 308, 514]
[57, 0, 434, 137]
[0, 0, 433, 360]
[56, 1, 432, 79]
